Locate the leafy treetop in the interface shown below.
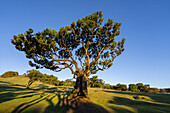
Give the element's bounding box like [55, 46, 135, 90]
[11, 11, 125, 79]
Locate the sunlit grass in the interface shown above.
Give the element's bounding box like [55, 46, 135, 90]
[0, 76, 170, 113]
[88, 88, 170, 113]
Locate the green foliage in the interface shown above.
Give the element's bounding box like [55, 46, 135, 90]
[104, 84, 112, 89]
[25, 70, 59, 88]
[1, 71, 18, 78]
[59, 81, 64, 86]
[89, 76, 104, 88]
[148, 88, 158, 93]
[25, 69, 43, 88]
[64, 79, 75, 86]
[160, 89, 166, 93]
[116, 83, 127, 91]
[165, 88, 170, 92]
[11, 11, 125, 78]
[26, 69, 43, 80]
[40, 74, 58, 85]
[129, 84, 138, 92]
[136, 83, 143, 91]
[141, 84, 150, 92]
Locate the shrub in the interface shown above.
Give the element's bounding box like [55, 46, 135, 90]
[136, 83, 144, 91]
[104, 84, 112, 89]
[110, 85, 117, 90]
[141, 84, 150, 92]
[165, 88, 170, 92]
[148, 88, 158, 93]
[89, 76, 104, 88]
[116, 83, 128, 91]
[160, 89, 166, 93]
[129, 84, 138, 92]
[133, 96, 145, 99]
[1, 71, 19, 78]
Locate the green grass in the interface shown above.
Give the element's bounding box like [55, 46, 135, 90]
[0, 76, 170, 113]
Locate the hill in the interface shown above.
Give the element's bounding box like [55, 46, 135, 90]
[0, 76, 170, 113]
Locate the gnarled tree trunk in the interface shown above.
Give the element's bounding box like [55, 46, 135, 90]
[26, 79, 35, 89]
[71, 74, 88, 98]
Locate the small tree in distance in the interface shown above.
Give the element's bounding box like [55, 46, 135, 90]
[26, 69, 43, 88]
[11, 11, 125, 98]
[129, 84, 138, 92]
[90, 76, 104, 88]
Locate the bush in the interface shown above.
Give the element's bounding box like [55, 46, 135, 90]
[133, 96, 145, 99]
[165, 88, 170, 92]
[89, 76, 104, 88]
[104, 84, 112, 89]
[148, 88, 158, 93]
[129, 84, 138, 92]
[160, 89, 166, 93]
[116, 83, 128, 91]
[136, 83, 144, 91]
[141, 84, 150, 92]
[1, 71, 18, 78]
[110, 85, 117, 90]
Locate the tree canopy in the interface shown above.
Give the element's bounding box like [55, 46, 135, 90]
[11, 11, 125, 97]
[11, 11, 125, 79]
[25, 69, 43, 88]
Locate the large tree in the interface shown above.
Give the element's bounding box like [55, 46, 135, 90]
[11, 11, 125, 98]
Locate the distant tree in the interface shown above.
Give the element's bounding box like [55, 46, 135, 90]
[141, 84, 150, 92]
[129, 84, 138, 92]
[148, 88, 158, 93]
[41, 74, 58, 85]
[160, 89, 166, 93]
[90, 76, 98, 87]
[71, 81, 76, 86]
[65, 79, 72, 83]
[26, 69, 43, 88]
[64, 79, 73, 86]
[110, 85, 117, 90]
[90, 76, 104, 88]
[59, 81, 64, 86]
[104, 84, 112, 89]
[136, 83, 144, 91]
[1, 71, 18, 78]
[116, 83, 127, 91]
[11, 11, 125, 98]
[165, 88, 170, 92]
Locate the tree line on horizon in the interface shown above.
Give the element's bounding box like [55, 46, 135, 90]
[0, 70, 169, 93]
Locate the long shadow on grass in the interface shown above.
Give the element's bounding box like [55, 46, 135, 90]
[14, 86, 109, 113]
[107, 96, 170, 113]
[11, 86, 71, 113]
[0, 80, 26, 88]
[103, 90, 170, 105]
[1, 80, 111, 113]
[103, 90, 170, 113]
[0, 80, 41, 104]
[12, 94, 50, 113]
[44, 90, 109, 113]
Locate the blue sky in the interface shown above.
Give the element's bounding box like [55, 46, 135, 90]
[0, 0, 170, 88]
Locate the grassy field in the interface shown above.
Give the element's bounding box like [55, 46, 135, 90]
[0, 76, 170, 113]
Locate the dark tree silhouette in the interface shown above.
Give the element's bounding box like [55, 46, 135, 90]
[11, 11, 125, 98]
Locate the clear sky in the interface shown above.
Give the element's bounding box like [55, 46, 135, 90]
[0, 0, 170, 88]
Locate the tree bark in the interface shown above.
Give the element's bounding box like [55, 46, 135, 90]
[26, 79, 35, 89]
[71, 74, 88, 98]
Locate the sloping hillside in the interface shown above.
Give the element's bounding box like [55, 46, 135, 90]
[0, 76, 170, 113]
